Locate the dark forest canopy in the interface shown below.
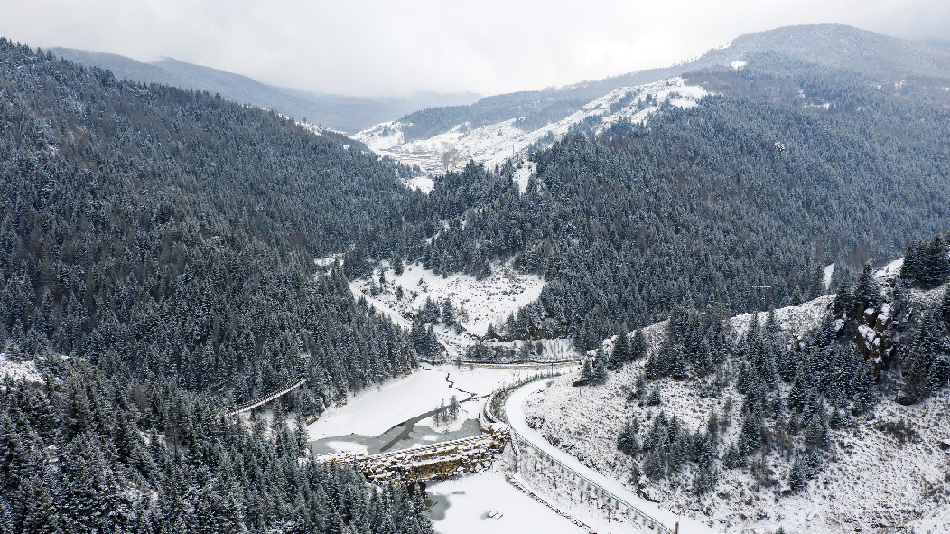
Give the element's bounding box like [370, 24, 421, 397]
[0, 38, 437, 402]
[1, 28, 950, 534]
[419, 62, 950, 348]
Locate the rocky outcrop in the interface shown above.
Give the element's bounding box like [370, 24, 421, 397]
[850, 304, 893, 373]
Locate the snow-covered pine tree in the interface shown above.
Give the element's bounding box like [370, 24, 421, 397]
[608, 329, 631, 370]
[617, 418, 640, 455]
[630, 330, 647, 361]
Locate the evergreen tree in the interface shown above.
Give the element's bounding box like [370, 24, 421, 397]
[608, 330, 631, 371]
[940, 287, 950, 326]
[20, 472, 63, 534]
[900, 235, 950, 289]
[617, 418, 640, 456]
[852, 264, 882, 316]
[738, 415, 762, 457]
[900, 312, 943, 403]
[630, 330, 647, 361]
[803, 408, 828, 450]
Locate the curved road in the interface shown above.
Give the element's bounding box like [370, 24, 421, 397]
[505, 382, 719, 534]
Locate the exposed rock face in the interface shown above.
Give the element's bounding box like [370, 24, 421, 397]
[851, 304, 893, 374]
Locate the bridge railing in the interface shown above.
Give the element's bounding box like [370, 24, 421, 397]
[483, 370, 565, 425]
[227, 378, 307, 416]
[500, 377, 675, 534]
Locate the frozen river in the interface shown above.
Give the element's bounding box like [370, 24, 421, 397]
[307, 363, 588, 534]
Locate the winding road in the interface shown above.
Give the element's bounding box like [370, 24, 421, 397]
[505, 381, 719, 534]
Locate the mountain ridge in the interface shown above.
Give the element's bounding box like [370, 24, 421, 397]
[375, 23, 950, 149]
[50, 46, 479, 132]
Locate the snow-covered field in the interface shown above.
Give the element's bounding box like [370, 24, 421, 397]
[356, 77, 708, 177]
[524, 294, 950, 534]
[352, 261, 544, 336]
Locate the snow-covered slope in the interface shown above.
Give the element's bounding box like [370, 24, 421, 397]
[0, 352, 42, 384]
[356, 78, 707, 180]
[524, 291, 950, 534]
[350, 261, 582, 361]
[351, 260, 544, 337]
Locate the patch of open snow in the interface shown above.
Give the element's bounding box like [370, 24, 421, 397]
[405, 175, 434, 193]
[313, 254, 342, 267]
[731, 295, 834, 340]
[324, 441, 368, 455]
[823, 263, 835, 291]
[427, 471, 586, 534]
[875, 257, 904, 281]
[418, 406, 471, 434]
[730, 60, 747, 70]
[512, 162, 536, 194]
[351, 260, 544, 337]
[0, 352, 43, 384]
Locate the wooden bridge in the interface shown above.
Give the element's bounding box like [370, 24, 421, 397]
[227, 378, 307, 417]
[318, 424, 509, 484]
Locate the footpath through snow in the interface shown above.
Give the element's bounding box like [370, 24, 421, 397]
[505, 381, 721, 534]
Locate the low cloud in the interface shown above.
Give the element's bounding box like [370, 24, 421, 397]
[2, 0, 948, 97]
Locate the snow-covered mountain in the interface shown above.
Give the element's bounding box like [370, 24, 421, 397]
[356, 23, 950, 188]
[357, 77, 708, 183]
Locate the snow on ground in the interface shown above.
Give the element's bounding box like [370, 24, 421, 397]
[308, 364, 534, 441]
[875, 257, 904, 281]
[731, 295, 834, 340]
[0, 352, 42, 384]
[351, 260, 544, 337]
[507, 381, 720, 533]
[313, 254, 343, 267]
[356, 77, 708, 177]
[324, 440, 369, 455]
[427, 471, 586, 534]
[823, 263, 835, 291]
[524, 293, 950, 533]
[730, 60, 747, 70]
[512, 161, 536, 194]
[405, 175, 435, 193]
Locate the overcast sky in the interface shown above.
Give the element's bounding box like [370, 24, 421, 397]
[2, 0, 949, 98]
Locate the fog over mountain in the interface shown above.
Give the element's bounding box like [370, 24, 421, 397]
[4, 0, 949, 97]
[52, 47, 479, 132]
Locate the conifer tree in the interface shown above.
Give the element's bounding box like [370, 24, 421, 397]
[608, 330, 631, 371]
[630, 330, 647, 361]
[617, 418, 640, 455]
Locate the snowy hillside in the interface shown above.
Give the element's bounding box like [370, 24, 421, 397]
[528, 362, 949, 533]
[349, 260, 585, 363]
[356, 78, 707, 181]
[351, 260, 544, 337]
[524, 290, 950, 534]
